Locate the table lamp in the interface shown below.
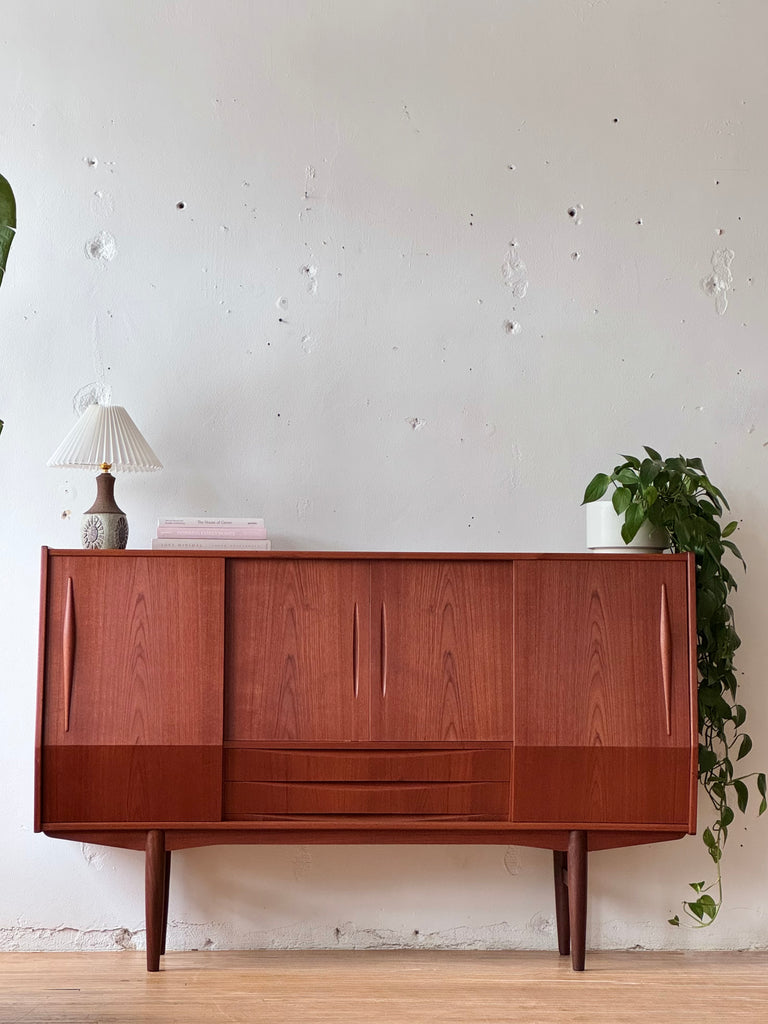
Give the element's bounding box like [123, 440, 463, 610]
[47, 402, 162, 549]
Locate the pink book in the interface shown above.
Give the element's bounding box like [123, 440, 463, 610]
[157, 517, 264, 528]
[156, 525, 268, 539]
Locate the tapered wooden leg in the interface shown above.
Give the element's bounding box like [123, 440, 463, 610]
[160, 851, 172, 956]
[567, 830, 588, 972]
[145, 830, 166, 972]
[553, 850, 570, 956]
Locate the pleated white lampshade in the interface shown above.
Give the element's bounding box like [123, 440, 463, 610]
[47, 403, 162, 472]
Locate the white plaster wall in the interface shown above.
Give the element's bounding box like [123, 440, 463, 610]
[1, 0, 767, 953]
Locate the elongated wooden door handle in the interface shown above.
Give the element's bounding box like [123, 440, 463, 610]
[352, 602, 360, 698]
[62, 577, 75, 732]
[380, 603, 388, 698]
[659, 582, 672, 736]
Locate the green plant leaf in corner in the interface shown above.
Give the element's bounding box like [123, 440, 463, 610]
[0, 173, 16, 287]
[582, 473, 611, 504]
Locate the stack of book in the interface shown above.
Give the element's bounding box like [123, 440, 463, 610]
[151, 517, 271, 550]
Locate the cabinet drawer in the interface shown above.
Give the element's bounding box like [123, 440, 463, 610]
[223, 746, 511, 819]
[223, 780, 509, 818]
[224, 747, 510, 783]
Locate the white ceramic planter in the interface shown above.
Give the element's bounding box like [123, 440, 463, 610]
[586, 500, 667, 553]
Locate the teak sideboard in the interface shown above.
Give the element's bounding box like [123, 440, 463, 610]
[35, 549, 698, 971]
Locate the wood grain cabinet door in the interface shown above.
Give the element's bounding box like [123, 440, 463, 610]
[225, 559, 371, 742]
[512, 558, 694, 826]
[369, 560, 515, 741]
[41, 555, 225, 825]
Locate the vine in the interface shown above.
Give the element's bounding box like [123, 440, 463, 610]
[583, 446, 766, 925]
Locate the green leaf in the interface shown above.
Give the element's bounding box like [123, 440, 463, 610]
[698, 745, 718, 773]
[621, 501, 645, 543]
[639, 459, 660, 487]
[687, 900, 705, 921]
[612, 487, 632, 515]
[720, 805, 735, 828]
[583, 473, 611, 504]
[0, 172, 16, 287]
[710, 781, 726, 802]
[737, 734, 753, 761]
[733, 779, 749, 813]
[722, 521, 738, 538]
[702, 827, 716, 849]
[701, 477, 730, 511]
[620, 454, 641, 470]
[668, 915, 680, 927]
[615, 467, 638, 487]
[722, 539, 746, 569]
[643, 445, 662, 461]
[758, 773, 766, 799]
[689, 881, 705, 893]
[696, 895, 718, 921]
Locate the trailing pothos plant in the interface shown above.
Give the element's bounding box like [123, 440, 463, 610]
[0, 170, 16, 437]
[583, 446, 766, 927]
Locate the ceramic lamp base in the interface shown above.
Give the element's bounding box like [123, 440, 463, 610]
[81, 470, 129, 549]
[81, 511, 129, 549]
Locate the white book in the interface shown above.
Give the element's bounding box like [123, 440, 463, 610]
[151, 538, 272, 550]
[157, 516, 265, 528]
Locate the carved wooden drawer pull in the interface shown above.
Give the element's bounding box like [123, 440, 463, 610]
[353, 602, 360, 698]
[659, 582, 672, 736]
[62, 577, 75, 732]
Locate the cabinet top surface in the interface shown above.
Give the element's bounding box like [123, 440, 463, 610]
[43, 547, 691, 562]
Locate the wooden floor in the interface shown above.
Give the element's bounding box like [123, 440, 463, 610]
[1, 950, 766, 1024]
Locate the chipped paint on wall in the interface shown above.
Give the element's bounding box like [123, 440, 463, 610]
[84, 231, 117, 262]
[72, 382, 110, 415]
[301, 263, 318, 294]
[303, 165, 316, 200]
[296, 497, 313, 519]
[701, 248, 735, 314]
[0, 926, 139, 952]
[81, 844, 108, 870]
[501, 244, 528, 299]
[2, 903, 565, 953]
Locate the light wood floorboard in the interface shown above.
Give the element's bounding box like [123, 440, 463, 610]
[0, 950, 766, 1024]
